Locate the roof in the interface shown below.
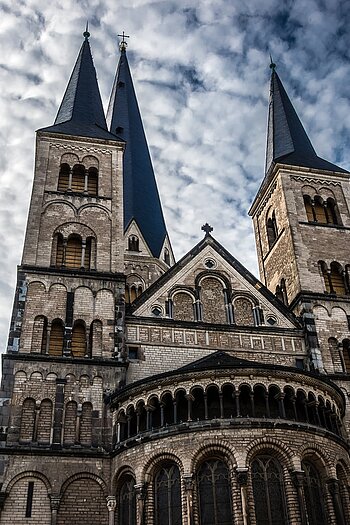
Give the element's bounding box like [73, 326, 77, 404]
[106, 48, 168, 257]
[265, 70, 348, 175]
[40, 38, 119, 141]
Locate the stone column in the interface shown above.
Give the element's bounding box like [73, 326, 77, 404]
[81, 240, 86, 268]
[327, 478, 346, 525]
[135, 483, 146, 525]
[183, 474, 194, 525]
[50, 494, 60, 525]
[84, 169, 89, 193]
[291, 470, 307, 525]
[185, 394, 193, 421]
[236, 468, 249, 525]
[106, 496, 117, 525]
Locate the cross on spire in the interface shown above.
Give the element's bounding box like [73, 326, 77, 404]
[202, 223, 213, 236]
[269, 54, 276, 71]
[118, 31, 130, 51]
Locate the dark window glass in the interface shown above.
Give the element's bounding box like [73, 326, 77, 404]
[25, 481, 34, 518]
[155, 463, 182, 525]
[302, 461, 327, 525]
[197, 459, 232, 525]
[252, 456, 288, 525]
[119, 476, 136, 525]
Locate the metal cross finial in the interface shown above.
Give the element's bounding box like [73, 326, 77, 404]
[118, 31, 130, 51]
[269, 53, 276, 71]
[83, 21, 90, 40]
[201, 223, 213, 236]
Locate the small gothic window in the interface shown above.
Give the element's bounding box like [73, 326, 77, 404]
[302, 460, 327, 525]
[266, 212, 278, 249]
[154, 463, 182, 525]
[71, 321, 86, 357]
[196, 458, 233, 525]
[65, 235, 82, 269]
[128, 236, 139, 251]
[58, 163, 70, 191]
[251, 455, 288, 525]
[119, 475, 136, 525]
[164, 248, 170, 265]
[48, 319, 64, 356]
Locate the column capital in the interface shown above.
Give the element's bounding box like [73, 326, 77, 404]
[236, 467, 249, 486]
[291, 469, 305, 488]
[134, 482, 147, 500]
[50, 494, 61, 511]
[106, 495, 117, 511]
[327, 477, 340, 495]
[183, 474, 194, 492]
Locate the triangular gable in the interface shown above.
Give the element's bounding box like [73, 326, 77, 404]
[131, 234, 299, 329]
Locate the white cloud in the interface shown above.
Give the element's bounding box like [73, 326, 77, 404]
[0, 0, 349, 353]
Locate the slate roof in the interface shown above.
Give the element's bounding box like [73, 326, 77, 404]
[177, 351, 255, 371]
[40, 38, 119, 141]
[106, 48, 168, 257]
[265, 70, 348, 175]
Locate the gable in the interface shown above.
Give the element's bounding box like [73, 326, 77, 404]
[131, 235, 298, 329]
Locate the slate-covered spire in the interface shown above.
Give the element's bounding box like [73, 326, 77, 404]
[265, 66, 347, 175]
[40, 32, 117, 141]
[106, 43, 168, 258]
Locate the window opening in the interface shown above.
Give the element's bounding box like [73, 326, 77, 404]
[119, 476, 136, 525]
[302, 461, 327, 525]
[197, 459, 233, 525]
[25, 481, 35, 518]
[154, 463, 182, 525]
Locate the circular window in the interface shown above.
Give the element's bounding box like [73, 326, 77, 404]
[204, 258, 216, 269]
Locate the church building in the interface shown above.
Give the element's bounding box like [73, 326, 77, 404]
[0, 30, 349, 525]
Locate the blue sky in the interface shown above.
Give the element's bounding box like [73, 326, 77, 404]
[0, 0, 349, 351]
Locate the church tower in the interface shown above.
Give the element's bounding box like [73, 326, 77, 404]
[106, 39, 174, 304]
[249, 64, 350, 374]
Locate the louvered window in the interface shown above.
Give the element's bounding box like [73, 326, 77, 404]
[55, 234, 64, 267]
[71, 164, 85, 192]
[87, 168, 98, 195]
[65, 235, 82, 269]
[314, 198, 327, 223]
[58, 163, 70, 191]
[48, 320, 64, 356]
[71, 322, 86, 357]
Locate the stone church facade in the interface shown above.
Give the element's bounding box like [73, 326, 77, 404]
[0, 33, 349, 525]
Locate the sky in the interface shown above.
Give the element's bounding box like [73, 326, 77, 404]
[0, 0, 350, 352]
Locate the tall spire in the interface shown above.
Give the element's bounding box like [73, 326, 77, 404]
[40, 32, 117, 141]
[265, 67, 347, 175]
[106, 40, 168, 258]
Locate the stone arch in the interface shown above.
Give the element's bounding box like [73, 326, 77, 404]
[233, 295, 256, 326]
[81, 154, 99, 169]
[198, 274, 228, 324]
[57, 473, 108, 525]
[60, 152, 79, 165]
[112, 465, 137, 493]
[142, 451, 185, 482]
[245, 438, 295, 469]
[299, 444, 334, 476]
[171, 288, 196, 322]
[190, 439, 237, 472]
[43, 200, 77, 217]
[3, 470, 52, 494]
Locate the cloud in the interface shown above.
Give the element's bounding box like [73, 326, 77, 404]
[0, 0, 349, 353]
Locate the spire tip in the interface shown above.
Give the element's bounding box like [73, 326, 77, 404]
[269, 54, 276, 72]
[118, 31, 130, 52]
[83, 21, 90, 40]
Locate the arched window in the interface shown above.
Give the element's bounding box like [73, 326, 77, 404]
[80, 402, 92, 446]
[31, 315, 48, 353]
[173, 292, 195, 322]
[336, 464, 350, 523]
[37, 399, 53, 444]
[201, 278, 227, 324]
[154, 463, 182, 525]
[20, 398, 36, 443]
[266, 212, 278, 248]
[84, 237, 92, 269]
[303, 195, 315, 222]
[58, 163, 70, 191]
[87, 167, 98, 195]
[329, 262, 346, 295]
[234, 297, 254, 326]
[313, 196, 327, 224]
[119, 475, 136, 525]
[71, 321, 86, 357]
[326, 198, 339, 225]
[251, 455, 288, 525]
[65, 234, 82, 269]
[63, 401, 77, 445]
[55, 233, 64, 267]
[128, 236, 139, 251]
[48, 319, 64, 356]
[342, 339, 350, 373]
[302, 460, 327, 525]
[71, 164, 85, 193]
[196, 458, 232, 525]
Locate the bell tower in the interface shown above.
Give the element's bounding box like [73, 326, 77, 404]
[249, 63, 350, 374]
